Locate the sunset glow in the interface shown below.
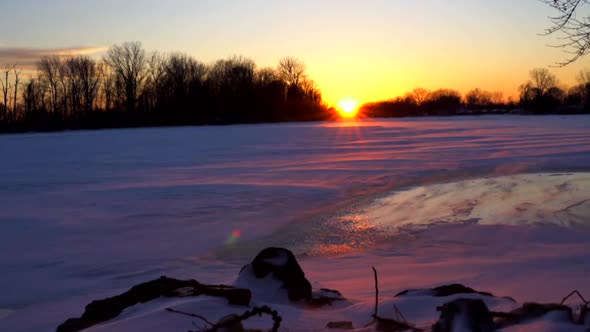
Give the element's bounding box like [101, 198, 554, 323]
[337, 98, 360, 118]
[0, 1, 588, 104]
[3, 1, 590, 331]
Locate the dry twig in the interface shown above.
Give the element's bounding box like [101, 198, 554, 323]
[560, 289, 589, 306]
[203, 306, 282, 332]
[166, 307, 215, 328]
[365, 267, 423, 331]
[373, 266, 379, 317]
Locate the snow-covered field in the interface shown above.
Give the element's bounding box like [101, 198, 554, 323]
[1, 115, 590, 331]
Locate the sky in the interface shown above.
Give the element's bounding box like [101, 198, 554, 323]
[0, 0, 589, 106]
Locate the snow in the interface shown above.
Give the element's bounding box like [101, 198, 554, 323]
[234, 265, 291, 304]
[1, 115, 590, 331]
[500, 310, 583, 332]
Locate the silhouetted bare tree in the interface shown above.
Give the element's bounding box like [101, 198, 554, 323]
[206, 55, 256, 122]
[81, 57, 101, 114]
[465, 88, 492, 108]
[22, 77, 45, 115]
[360, 96, 419, 118]
[300, 79, 322, 103]
[256, 67, 280, 85]
[519, 68, 564, 113]
[490, 91, 504, 105]
[64, 57, 82, 117]
[277, 57, 305, 90]
[1, 42, 331, 132]
[564, 68, 590, 110]
[100, 63, 115, 111]
[207, 56, 254, 94]
[543, 0, 590, 66]
[424, 89, 462, 115]
[531, 68, 558, 94]
[0, 65, 11, 122]
[143, 52, 166, 112]
[520, 69, 560, 101]
[104, 42, 147, 113]
[65, 56, 100, 117]
[408, 88, 430, 106]
[576, 68, 590, 87]
[157, 53, 207, 117]
[37, 56, 62, 116]
[12, 65, 21, 120]
[164, 53, 207, 96]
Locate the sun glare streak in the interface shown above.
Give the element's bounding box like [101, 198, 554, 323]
[337, 98, 360, 118]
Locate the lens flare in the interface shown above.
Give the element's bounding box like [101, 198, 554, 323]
[225, 229, 242, 245]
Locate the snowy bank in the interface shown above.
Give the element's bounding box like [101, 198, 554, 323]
[55, 247, 589, 332]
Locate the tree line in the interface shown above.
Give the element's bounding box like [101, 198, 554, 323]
[2, 44, 590, 133]
[360, 68, 590, 118]
[0, 42, 331, 132]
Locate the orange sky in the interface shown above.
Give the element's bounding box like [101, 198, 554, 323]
[1, 1, 589, 106]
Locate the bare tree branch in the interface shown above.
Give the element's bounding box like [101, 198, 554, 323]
[13, 64, 21, 120]
[277, 57, 306, 88]
[0, 65, 11, 121]
[542, 0, 590, 66]
[104, 42, 147, 112]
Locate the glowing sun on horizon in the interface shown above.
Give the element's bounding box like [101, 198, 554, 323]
[337, 98, 360, 118]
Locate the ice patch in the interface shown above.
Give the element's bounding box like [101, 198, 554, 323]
[364, 173, 590, 230]
[500, 310, 585, 332]
[238, 172, 590, 258]
[1, 116, 590, 331]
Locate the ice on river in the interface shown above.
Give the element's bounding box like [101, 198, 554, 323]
[1, 115, 590, 331]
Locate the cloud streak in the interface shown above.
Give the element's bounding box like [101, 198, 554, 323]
[0, 46, 108, 71]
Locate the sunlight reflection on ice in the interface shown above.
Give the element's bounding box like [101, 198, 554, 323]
[365, 173, 590, 229]
[249, 172, 590, 257]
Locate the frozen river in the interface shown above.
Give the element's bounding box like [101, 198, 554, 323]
[1, 115, 590, 331]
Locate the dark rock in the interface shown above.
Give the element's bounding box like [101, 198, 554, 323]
[309, 288, 347, 307]
[433, 298, 494, 332]
[56, 276, 251, 332]
[580, 305, 590, 326]
[433, 284, 493, 297]
[326, 321, 354, 330]
[242, 247, 312, 302]
[396, 283, 515, 302]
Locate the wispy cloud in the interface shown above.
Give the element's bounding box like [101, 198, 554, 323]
[0, 46, 108, 71]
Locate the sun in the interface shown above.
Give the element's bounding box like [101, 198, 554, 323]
[337, 98, 360, 118]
